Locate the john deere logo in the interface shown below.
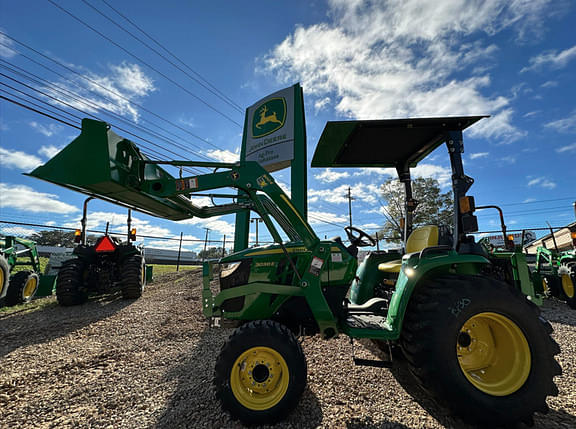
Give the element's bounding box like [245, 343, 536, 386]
[252, 97, 286, 138]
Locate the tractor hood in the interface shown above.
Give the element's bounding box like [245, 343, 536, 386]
[311, 116, 487, 168]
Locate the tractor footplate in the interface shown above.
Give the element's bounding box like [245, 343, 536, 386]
[346, 314, 388, 330]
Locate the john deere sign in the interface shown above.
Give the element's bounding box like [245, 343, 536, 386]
[236, 83, 308, 251]
[252, 98, 286, 138]
[244, 86, 297, 173]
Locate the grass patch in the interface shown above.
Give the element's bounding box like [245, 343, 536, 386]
[0, 295, 57, 315]
[150, 264, 200, 276]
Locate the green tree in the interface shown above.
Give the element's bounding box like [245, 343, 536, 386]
[198, 247, 227, 259]
[30, 230, 77, 247]
[379, 177, 453, 243]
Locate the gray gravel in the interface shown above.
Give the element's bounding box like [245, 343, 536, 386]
[1, 271, 575, 428]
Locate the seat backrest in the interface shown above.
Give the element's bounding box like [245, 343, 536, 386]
[406, 225, 439, 253]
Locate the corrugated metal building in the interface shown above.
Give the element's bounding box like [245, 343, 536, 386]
[524, 221, 576, 254]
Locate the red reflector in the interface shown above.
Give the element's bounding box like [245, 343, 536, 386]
[95, 236, 116, 252]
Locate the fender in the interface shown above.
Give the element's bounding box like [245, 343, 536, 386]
[385, 250, 489, 339]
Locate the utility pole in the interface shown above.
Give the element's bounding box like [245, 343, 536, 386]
[176, 232, 183, 272]
[347, 187, 354, 228]
[250, 217, 264, 246]
[202, 227, 210, 260]
[222, 235, 226, 258]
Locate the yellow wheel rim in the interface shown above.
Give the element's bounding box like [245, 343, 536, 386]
[542, 278, 548, 292]
[457, 312, 531, 396]
[23, 276, 38, 299]
[0, 268, 5, 295]
[562, 274, 575, 299]
[230, 346, 289, 411]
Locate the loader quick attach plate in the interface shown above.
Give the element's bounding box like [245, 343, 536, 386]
[311, 116, 488, 168]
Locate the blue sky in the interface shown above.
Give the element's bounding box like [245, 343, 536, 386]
[0, 0, 575, 252]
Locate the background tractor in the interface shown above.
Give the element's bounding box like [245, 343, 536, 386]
[55, 197, 146, 306]
[534, 224, 576, 309]
[0, 235, 41, 306]
[29, 116, 561, 427]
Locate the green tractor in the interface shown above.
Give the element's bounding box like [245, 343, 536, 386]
[534, 225, 576, 309]
[0, 235, 41, 306]
[54, 197, 146, 306]
[28, 116, 561, 427]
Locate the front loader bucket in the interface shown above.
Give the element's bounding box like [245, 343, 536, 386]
[27, 119, 194, 220]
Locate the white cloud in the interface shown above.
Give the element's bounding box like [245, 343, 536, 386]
[44, 62, 156, 122]
[110, 63, 155, 97]
[0, 31, 16, 58]
[470, 152, 489, 159]
[260, 0, 558, 142]
[527, 176, 556, 189]
[178, 216, 236, 237]
[29, 121, 62, 137]
[556, 142, 576, 153]
[0, 147, 43, 170]
[545, 112, 576, 133]
[205, 149, 239, 163]
[0, 183, 79, 213]
[62, 210, 173, 238]
[38, 145, 63, 159]
[541, 80, 558, 88]
[309, 182, 381, 205]
[308, 210, 348, 225]
[521, 44, 576, 72]
[0, 225, 37, 236]
[314, 168, 350, 183]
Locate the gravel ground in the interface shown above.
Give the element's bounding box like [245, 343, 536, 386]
[1, 271, 575, 429]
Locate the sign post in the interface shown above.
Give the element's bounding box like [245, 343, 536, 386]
[234, 83, 307, 251]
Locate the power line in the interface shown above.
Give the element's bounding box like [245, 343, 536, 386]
[0, 94, 80, 130]
[0, 33, 226, 153]
[83, 0, 243, 113]
[0, 66, 208, 174]
[0, 57, 214, 165]
[0, 30, 230, 155]
[46, 0, 243, 127]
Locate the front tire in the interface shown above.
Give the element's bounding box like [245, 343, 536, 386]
[5, 271, 39, 306]
[0, 255, 10, 300]
[56, 259, 88, 306]
[214, 320, 307, 425]
[120, 255, 145, 299]
[401, 275, 561, 427]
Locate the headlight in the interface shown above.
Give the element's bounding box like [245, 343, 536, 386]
[220, 261, 242, 278]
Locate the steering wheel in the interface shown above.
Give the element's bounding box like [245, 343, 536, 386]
[344, 226, 377, 247]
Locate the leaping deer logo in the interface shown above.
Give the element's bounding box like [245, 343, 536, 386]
[255, 105, 282, 129]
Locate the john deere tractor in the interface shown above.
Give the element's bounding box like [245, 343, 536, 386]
[534, 224, 576, 309]
[55, 197, 146, 306]
[28, 116, 560, 427]
[0, 235, 41, 306]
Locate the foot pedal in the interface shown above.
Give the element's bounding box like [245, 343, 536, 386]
[353, 357, 392, 368]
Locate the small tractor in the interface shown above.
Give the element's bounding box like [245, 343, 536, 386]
[533, 224, 576, 309]
[55, 197, 146, 306]
[29, 116, 561, 427]
[0, 235, 41, 306]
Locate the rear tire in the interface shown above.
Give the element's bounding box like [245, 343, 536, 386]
[561, 262, 576, 309]
[120, 255, 145, 299]
[214, 320, 307, 425]
[0, 255, 10, 300]
[56, 259, 88, 306]
[542, 274, 561, 298]
[401, 275, 561, 427]
[5, 271, 39, 306]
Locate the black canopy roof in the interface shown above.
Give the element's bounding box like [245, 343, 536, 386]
[311, 116, 488, 168]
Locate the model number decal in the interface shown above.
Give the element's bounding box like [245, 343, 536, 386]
[176, 177, 198, 191]
[449, 298, 471, 317]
